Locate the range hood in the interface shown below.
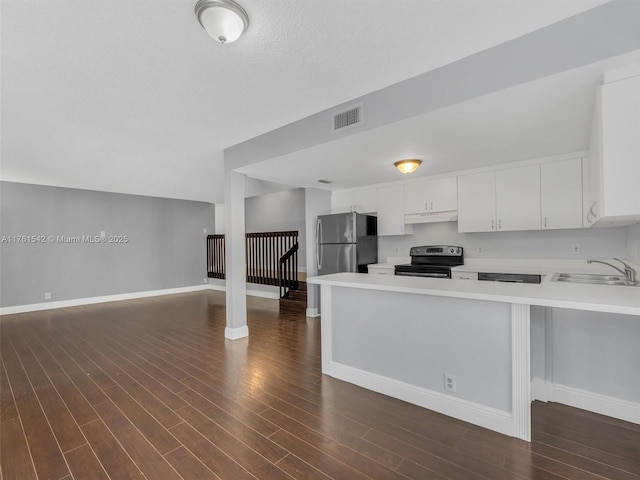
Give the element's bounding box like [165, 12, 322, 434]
[404, 210, 458, 224]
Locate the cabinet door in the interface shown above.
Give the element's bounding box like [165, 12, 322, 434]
[404, 177, 457, 214]
[429, 177, 458, 212]
[377, 185, 412, 236]
[496, 165, 541, 231]
[457, 172, 496, 232]
[601, 75, 640, 218]
[541, 159, 583, 229]
[354, 189, 378, 213]
[331, 191, 354, 213]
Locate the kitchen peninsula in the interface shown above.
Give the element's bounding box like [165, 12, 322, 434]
[308, 271, 640, 441]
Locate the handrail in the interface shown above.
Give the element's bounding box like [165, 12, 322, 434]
[279, 243, 299, 299]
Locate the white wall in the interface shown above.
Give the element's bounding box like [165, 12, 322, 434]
[378, 221, 630, 261]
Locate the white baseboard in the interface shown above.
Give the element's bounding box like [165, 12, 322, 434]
[531, 378, 640, 424]
[328, 361, 515, 438]
[246, 289, 280, 300]
[0, 283, 287, 316]
[206, 282, 280, 299]
[306, 308, 320, 317]
[225, 325, 249, 340]
[0, 285, 210, 315]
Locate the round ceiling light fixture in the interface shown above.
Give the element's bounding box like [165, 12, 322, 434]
[195, 0, 249, 44]
[394, 159, 422, 174]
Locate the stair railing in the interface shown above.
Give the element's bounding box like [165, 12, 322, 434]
[206, 234, 226, 279]
[278, 243, 299, 299]
[207, 231, 299, 291]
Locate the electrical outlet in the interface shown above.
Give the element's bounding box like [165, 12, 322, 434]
[394, 247, 400, 254]
[45, 292, 51, 300]
[444, 374, 456, 393]
[203, 228, 207, 234]
[476, 247, 483, 256]
[571, 243, 581, 255]
[204, 278, 208, 284]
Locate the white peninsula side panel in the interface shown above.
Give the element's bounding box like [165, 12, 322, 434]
[322, 285, 531, 439]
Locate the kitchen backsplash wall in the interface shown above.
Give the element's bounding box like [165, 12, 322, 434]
[378, 221, 633, 261]
[627, 224, 640, 262]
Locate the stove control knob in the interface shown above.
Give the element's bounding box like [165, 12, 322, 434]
[450, 248, 454, 253]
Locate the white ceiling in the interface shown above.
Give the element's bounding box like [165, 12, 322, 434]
[1, 0, 611, 203]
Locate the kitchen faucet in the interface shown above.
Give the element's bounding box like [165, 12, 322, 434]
[587, 258, 637, 285]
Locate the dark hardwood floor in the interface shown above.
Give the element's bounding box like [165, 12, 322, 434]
[1, 290, 639, 480]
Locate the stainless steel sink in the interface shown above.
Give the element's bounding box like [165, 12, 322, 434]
[551, 273, 635, 286]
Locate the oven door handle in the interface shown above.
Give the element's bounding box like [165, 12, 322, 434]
[395, 271, 450, 278]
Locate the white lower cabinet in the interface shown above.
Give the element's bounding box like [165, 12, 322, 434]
[367, 265, 395, 275]
[451, 271, 478, 280]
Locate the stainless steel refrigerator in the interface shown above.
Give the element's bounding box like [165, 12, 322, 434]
[316, 212, 377, 275]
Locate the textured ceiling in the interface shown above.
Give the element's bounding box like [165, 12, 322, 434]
[1, 0, 608, 202]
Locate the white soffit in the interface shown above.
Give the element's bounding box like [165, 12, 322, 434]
[238, 49, 640, 191]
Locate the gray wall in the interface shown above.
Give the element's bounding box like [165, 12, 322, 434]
[245, 188, 306, 269]
[379, 221, 630, 261]
[0, 181, 212, 307]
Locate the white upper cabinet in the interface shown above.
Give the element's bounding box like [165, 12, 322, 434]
[377, 185, 412, 236]
[331, 188, 377, 214]
[331, 191, 354, 213]
[496, 165, 541, 232]
[458, 165, 541, 233]
[457, 172, 496, 233]
[585, 74, 640, 226]
[353, 189, 378, 214]
[404, 177, 458, 214]
[541, 158, 583, 230]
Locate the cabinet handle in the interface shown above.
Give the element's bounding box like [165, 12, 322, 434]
[544, 216, 548, 228]
[430, 201, 434, 211]
[401, 225, 404, 234]
[491, 219, 494, 230]
[498, 219, 502, 230]
[425, 202, 428, 211]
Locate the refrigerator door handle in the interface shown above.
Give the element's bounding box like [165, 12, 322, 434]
[316, 218, 322, 270]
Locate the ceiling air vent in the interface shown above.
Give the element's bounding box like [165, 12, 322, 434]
[332, 103, 363, 133]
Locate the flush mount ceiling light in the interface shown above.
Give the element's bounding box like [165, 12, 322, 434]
[195, 0, 249, 44]
[394, 159, 422, 174]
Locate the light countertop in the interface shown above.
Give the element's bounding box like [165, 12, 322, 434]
[309, 265, 640, 316]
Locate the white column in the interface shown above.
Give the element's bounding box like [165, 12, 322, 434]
[224, 169, 248, 340]
[511, 303, 531, 441]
